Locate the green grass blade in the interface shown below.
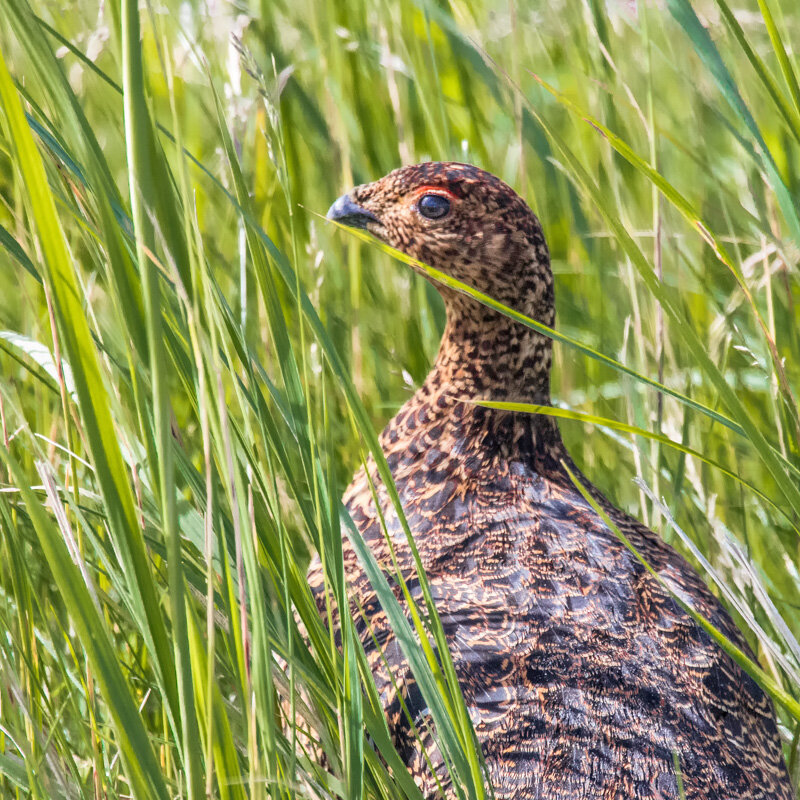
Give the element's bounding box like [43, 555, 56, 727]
[666, 0, 800, 247]
[754, 0, 800, 117]
[477, 401, 789, 522]
[333, 223, 743, 437]
[564, 460, 800, 722]
[121, 0, 203, 794]
[1, 445, 171, 800]
[712, 0, 800, 145]
[0, 0, 181, 740]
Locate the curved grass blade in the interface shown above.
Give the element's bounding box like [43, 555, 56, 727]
[0, 446, 171, 800]
[666, 0, 800, 248]
[330, 221, 742, 435]
[0, 222, 40, 282]
[0, 21, 185, 772]
[754, 0, 800, 118]
[477, 401, 789, 524]
[0, 331, 63, 396]
[712, 0, 800, 146]
[564, 461, 800, 722]
[341, 507, 476, 799]
[521, 73, 799, 439]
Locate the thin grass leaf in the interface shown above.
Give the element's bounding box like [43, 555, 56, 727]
[480, 69, 800, 520]
[330, 220, 754, 440]
[564, 460, 800, 722]
[0, 30, 183, 751]
[712, 0, 800, 146]
[0, 222, 40, 281]
[121, 0, 203, 793]
[1, 446, 171, 800]
[754, 0, 800, 118]
[476, 401, 789, 523]
[666, 0, 800, 247]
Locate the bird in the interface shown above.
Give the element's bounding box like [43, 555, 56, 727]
[310, 161, 794, 799]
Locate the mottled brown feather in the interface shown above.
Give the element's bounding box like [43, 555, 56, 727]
[309, 162, 793, 799]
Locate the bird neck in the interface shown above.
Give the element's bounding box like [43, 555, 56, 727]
[381, 290, 567, 477]
[434, 290, 554, 403]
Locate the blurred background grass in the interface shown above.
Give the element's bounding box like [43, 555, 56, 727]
[1, 0, 800, 797]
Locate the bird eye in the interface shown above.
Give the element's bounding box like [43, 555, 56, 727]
[417, 194, 451, 220]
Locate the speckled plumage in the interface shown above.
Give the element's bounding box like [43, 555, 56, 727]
[311, 162, 793, 799]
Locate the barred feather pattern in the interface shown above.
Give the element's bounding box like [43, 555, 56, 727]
[308, 162, 793, 799]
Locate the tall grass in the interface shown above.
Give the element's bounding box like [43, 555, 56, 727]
[0, 0, 799, 797]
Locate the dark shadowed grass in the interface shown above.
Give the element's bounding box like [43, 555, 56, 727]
[0, 0, 799, 797]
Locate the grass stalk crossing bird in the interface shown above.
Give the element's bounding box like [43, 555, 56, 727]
[311, 162, 794, 799]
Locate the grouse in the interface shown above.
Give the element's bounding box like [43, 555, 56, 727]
[310, 162, 793, 799]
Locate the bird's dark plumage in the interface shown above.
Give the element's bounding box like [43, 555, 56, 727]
[311, 162, 793, 799]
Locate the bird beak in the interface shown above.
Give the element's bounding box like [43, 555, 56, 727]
[326, 193, 379, 230]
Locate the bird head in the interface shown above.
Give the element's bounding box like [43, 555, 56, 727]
[327, 161, 553, 323]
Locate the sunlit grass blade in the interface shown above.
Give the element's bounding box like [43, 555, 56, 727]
[186, 608, 248, 800]
[753, 0, 800, 118]
[564, 460, 800, 722]
[712, 0, 800, 146]
[666, 0, 800, 247]
[522, 72, 799, 442]
[121, 0, 202, 793]
[477, 401, 789, 522]
[330, 221, 753, 440]
[1, 445, 171, 799]
[477, 69, 800, 520]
